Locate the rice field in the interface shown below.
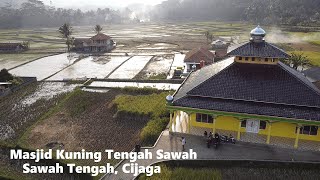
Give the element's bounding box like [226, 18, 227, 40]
[108, 56, 153, 79]
[48, 56, 131, 80]
[9, 53, 79, 80]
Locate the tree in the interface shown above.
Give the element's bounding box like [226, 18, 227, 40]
[281, 52, 311, 71]
[0, 69, 14, 82]
[58, 23, 73, 52]
[22, 41, 30, 50]
[204, 30, 210, 43]
[94, 24, 103, 34]
[208, 34, 214, 43]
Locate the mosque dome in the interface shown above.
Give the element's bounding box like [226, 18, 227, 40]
[250, 25, 266, 37]
[166, 95, 174, 104]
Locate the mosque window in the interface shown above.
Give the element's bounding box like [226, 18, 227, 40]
[260, 121, 267, 129]
[298, 126, 318, 135]
[196, 114, 213, 123]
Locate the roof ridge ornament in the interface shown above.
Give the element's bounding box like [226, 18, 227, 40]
[250, 25, 266, 43]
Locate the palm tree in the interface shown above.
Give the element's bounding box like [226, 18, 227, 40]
[58, 23, 73, 52]
[204, 30, 210, 43]
[208, 34, 214, 43]
[281, 52, 311, 71]
[94, 25, 103, 34]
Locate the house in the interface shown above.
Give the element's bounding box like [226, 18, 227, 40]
[0, 43, 26, 52]
[184, 47, 215, 72]
[303, 67, 320, 89]
[211, 39, 229, 59]
[73, 33, 115, 52]
[167, 26, 320, 151]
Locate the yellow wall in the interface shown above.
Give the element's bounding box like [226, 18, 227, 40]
[189, 113, 320, 141]
[215, 116, 242, 131]
[235, 56, 278, 65]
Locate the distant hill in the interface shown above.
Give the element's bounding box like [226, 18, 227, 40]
[150, 0, 320, 25]
[0, 0, 27, 8]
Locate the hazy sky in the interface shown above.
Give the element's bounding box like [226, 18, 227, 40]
[43, 0, 166, 9]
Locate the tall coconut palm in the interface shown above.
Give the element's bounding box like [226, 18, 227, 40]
[94, 25, 103, 34]
[58, 23, 73, 52]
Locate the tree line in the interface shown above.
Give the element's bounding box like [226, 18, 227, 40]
[0, 0, 131, 29]
[151, 0, 320, 26]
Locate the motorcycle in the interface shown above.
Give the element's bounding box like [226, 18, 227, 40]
[220, 134, 236, 144]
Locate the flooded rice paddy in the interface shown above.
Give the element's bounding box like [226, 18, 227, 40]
[48, 56, 130, 80]
[13, 82, 79, 109]
[6, 53, 175, 80]
[108, 56, 153, 79]
[9, 53, 79, 80]
[140, 56, 174, 78]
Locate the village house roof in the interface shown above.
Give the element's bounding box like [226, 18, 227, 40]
[227, 41, 290, 58]
[90, 33, 111, 41]
[173, 59, 320, 121]
[211, 39, 227, 45]
[303, 67, 320, 82]
[74, 38, 93, 45]
[184, 47, 215, 63]
[0, 43, 24, 49]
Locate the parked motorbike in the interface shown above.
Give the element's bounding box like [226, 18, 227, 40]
[220, 134, 236, 144]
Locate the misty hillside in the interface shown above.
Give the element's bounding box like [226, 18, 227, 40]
[151, 0, 320, 25]
[0, 0, 27, 7]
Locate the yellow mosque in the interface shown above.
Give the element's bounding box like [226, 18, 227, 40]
[167, 26, 320, 151]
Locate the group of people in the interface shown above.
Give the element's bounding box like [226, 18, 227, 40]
[204, 131, 220, 148]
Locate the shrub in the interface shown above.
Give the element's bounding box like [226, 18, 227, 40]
[148, 73, 167, 80]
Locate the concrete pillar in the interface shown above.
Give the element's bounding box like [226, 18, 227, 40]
[237, 120, 242, 140]
[180, 112, 184, 133]
[294, 124, 301, 149]
[266, 122, 272, 144]
[187, 113, 191, 134]
[169, 111, 173, 132]
[212, 115, 216, 135]
[173, 111, 177, 132]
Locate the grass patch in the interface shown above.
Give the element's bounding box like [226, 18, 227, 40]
[121, 86, 161, 94]
[113, 92, 169, 118]
[139, 160, 320, 180]
[113, 91, 171, 145]
[65, 89, 93, 117]
[139, 164, 222, 180]
[310, 40, 320, 46]
[140, 117, 169, 146]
